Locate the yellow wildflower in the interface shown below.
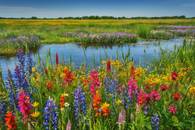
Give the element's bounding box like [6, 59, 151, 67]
[31, 111, 40, 118]
[116, 99, 122, 105]
[189, 86, 195, 96]
[32, 101, 39, 108]
[32, 67, 36, 73]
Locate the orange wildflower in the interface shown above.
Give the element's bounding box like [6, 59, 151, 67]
[5, 111, 17, 130]
[93, 91, 101, 116]
[46, 80, 53, 90]
[101, 102, 110, 117]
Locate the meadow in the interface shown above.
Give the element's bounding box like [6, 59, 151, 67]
[0, 18, 195, 130]
[0, 19, 195, 55]
[0, 37, 195, 130]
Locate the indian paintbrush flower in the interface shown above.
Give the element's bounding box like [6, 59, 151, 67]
[5, 111, 17, 130]
[18, 90, 32, 122]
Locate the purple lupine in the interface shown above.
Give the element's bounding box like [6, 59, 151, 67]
[122, 89, 131, 109]
[26, 53, 33, 76]
[43, 99, 58, 130]
[0, 102, 7, 125]
[74, 87, 87, 120]
[143, 105, 149, 115]
[104, 77, 118, 95]
[6, 69, 17, 109]
[151, 114, 160, 130]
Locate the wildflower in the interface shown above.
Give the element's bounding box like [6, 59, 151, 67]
[106, 60, 111, 73]
[0, 102, 7, 124]
[5, 111, 17, 130]
[171, 71, 178, 81]
[60, 95, 65, 109]
[116, 99, 122, 105]
[117, 109, 126, 125]
[143, 105, 149, 115]
[31, 111, 40, 118]
[150, 90, 161, 101]
[128, 76, 138, 98]
[168, 105, 177, 114]
[101, 102, 110, 117]
[18, 90, 32, 122]
[66, 120, 71, 130]
[104, 77, 118, 95]
[43, 98, 58, 130]
[93, 91, 101, 116]
[46, 80, 53, 90]
[130, 65, 135, 78]
[160, 84, 169, 91]
[32, 101, 39, 108]
[189, 86, 195, 96]
[90, 70, 100, 95]
[172, 92, 181, 101]
[63, 67, 75, 85]
[26, 53, 33, 75]
[32, 67, 36, 73]
[122, 90, 131, 109]
[64, 102, 70, 107]
[56, 52, 59, 65]
[151, 114, 160, 130]
[6, 69, 17, 109]
[74, 87, 87, 120]
[137, 90, 148, 105]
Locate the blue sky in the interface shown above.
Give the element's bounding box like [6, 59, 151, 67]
[0, 0, 195, 17]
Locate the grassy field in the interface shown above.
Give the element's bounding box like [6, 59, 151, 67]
[0, 19, 195, 56]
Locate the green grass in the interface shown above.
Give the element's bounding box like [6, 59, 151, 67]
[0, 19, 195, 56]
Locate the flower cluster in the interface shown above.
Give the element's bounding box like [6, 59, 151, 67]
[89, 70, 100, 95]
[43, 98, 58, 130]
[74, 87, 87, 120]
[5, 111, 17, 130]
[63, 67, 75, 85]
[18, 90, 32, 122]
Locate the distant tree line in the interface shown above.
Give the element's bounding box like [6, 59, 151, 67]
[0, 15, 195, 19]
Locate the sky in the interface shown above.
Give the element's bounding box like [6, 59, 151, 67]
[0, 0, 195, 18]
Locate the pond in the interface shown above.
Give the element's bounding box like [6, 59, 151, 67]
[0, 38, 184, 79]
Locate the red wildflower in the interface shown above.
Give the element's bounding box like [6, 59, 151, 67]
[60, 95, 65, 108]
[44, 68, 48, 74]
[106, 60, 111, 73]
[168, 105, 177, 114]
[5, 111, 17, 130]
[160, 84, 169, 91]
[18, 90, 32, 122]
[137, 90, 149, 105]
[90, 70, 100, 95]
[128, 77, 138, 98]
[150, 90, 161, 101]
[46, 80, 53, 90]
[172, 92, 181, 101]
[56, 52, 59, 65]
[63, 67, 75, 85]
[171, 71, 178, 81]
[130, 65, 135, 79]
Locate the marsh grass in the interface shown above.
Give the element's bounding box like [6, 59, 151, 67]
[0, 19, 195, 55]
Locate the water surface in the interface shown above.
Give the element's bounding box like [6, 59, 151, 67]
[0, 38, 184, 79]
